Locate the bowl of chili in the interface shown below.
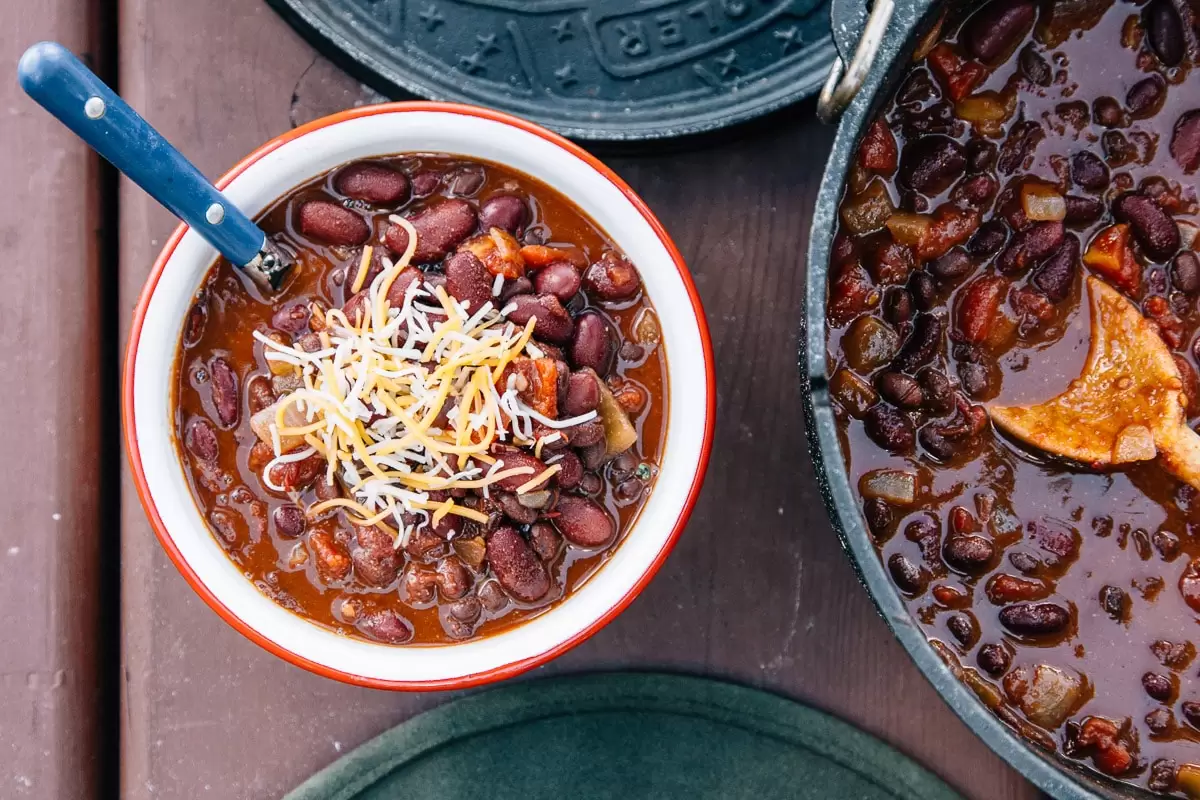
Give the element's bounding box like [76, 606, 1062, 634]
[124, 102, 714, 689]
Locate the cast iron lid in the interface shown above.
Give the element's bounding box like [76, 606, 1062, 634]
[265, 0, 836, 140]
[282, 672, 963, 799]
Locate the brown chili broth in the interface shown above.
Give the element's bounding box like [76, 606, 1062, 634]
[172, 154, 667, 645]
[828, 2, 1200, 792]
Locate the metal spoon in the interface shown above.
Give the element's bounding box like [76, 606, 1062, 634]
[17, 41, 290, 289]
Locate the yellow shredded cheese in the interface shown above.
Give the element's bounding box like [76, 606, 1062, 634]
[251, 219, 599, 546]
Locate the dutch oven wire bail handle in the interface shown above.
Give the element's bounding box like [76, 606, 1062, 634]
[817, 0, 897, 123]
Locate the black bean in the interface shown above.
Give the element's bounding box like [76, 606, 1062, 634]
[943, 535, 996, 573]
[1143, 672, 1175, 702]
[883, 287, 914, 324]
[863, 497, 894, 539]
[1149, 760, 1178, 793]
[1018, 43, 1052, 86]
[966, 139, 998, 173]
[929, 247, 973, 282]
[907, 272, 936, 310]
[1063, 195, 1104, 228]
[1031, 235, 1080, 302]
[892, 314, 944, 372]
[1071, 151, 1110, 191]
[947, 613, 978, 647]
[899, 135, 967, 195]
[569, 311, 616, 375]
[1144, 0, 1185, 67]
[998, 602, 1071, 636]
[957, 359, 999, 400]
[888, 553, 926, 594]
[1145, 708, 1174, 735]
[273, 505, 306, 538]
[1092, 96, 1125, 129]
[968, 220, 1008, 257]
[864, 405, 916, 453]
[977, 643, 1012, 676]
[917, 368, 955, 414]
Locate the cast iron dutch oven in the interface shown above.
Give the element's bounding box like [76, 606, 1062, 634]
[803, 1, 1145, 798]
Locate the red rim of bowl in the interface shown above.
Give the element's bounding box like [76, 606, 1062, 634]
[122, 101, 717, 690]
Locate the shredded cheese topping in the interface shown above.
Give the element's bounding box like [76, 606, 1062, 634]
[255, 218, 596, 547]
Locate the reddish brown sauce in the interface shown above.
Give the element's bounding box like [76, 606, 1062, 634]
[827, 1, 1200, 794]
[172, 154, 667, 646]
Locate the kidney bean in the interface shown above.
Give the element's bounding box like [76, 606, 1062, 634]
[488, 449, 550, 493]
[183, 295, 208, 347]
[271, 303, 311, 334]
[999, 602, 1071, 636]
[569, 310, 616, 374]
[353, 528, 401, 587]
[273, 504, 306, 538]
[1143, 0, 1185, 66]
[1173, 252, 1200, 294]
[864, 405, 916, 453]
[528, 521, 563, 562]
[553, 494, 616, 548]
[987, 573, 1050, 604]
[1126, 75, 1167, 121]
[357, 610, 413, 645]
[900, 135, 967, 195]
[965, 0, 1035, 62]
[943, 535, 996, 573]
[209, 357, 239, 427]
[1018, 43, 1052, 86]
[917, 368, 955, 413]
[891, 313, 944, 372]
[534, 262, 582, 301]
[579, 441, 607, 472]
[998, 221, 1065, 273]
[298, 200, 370, 246]
[479, 194, 529, 234]
[1112, 192, 1181, 261]
[966, 139, 998, 173]
[951, 173, 998, 209]
[411, 171, 440, 197]
[968, 220, 1008, 257]
[977, 642, 1013, 676]
[448, 167, 485, 196]
[888, 553, 927, 594]
[267, 451, 325, 494]
[1171, 111, 1200, 174]
[564, 370, 601, 416]
[448, 595, 482, 625]
[384, 199, 478, 263]
[563, 420, 603, 450]
[310, 529, 352, 583]
[334, 162, 410, 205]
[554, 450, 584, 490]
[185, 418, 218, 462]
[929, 250, 972, 286]
[1032, 235, 1080, 302]
[957, 359, 999, 401]
[444, 251, 493, 312]
[505, 294, 574, 343]
[901, 103, 962, 138]
[584, 252, 641, 301]
[875, 372, 923, 409]
[487, 526, 550, 602]
[435, 556, 472, 600]
[1063, 195, 1104, 228]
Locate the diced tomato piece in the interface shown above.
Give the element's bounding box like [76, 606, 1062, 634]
[927, 43, 988, 102]
[956, 276, 1007, 344]
[519, 244, 586, 269]
[858, 120, 898, 174]
[916, 205, 982, 261]
[1083, 224, 1141, 293]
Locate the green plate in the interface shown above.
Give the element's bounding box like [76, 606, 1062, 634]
[285, 673, 963, 800]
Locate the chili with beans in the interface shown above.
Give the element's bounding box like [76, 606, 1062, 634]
[174, 154, 666, 646]
[827, 0, 1200, 794]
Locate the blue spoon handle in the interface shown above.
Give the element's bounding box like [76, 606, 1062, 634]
[17, 41, 267, 268]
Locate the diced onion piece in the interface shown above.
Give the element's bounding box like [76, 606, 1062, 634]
[955, 91, 1016, 136]
[250, 399, 309, 453]
[596, 380, 638, 457]
[633, 308, 661, 351]
[859, 469, 919, 506]
[1021, 182, 1067, 222]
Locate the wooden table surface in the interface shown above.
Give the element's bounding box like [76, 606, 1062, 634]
[5, 1, 1047, 798]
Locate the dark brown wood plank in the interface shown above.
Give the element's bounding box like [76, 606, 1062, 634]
[3, 5, 111, 799]
[117, 5, 1041, 799]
